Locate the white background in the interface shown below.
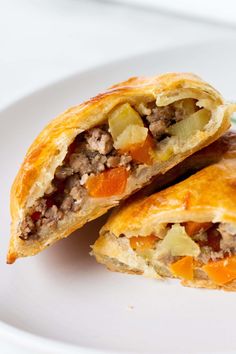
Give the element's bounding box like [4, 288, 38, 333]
[1, 0, 236, 108]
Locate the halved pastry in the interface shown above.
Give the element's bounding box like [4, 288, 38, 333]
[92, 143, 236, 291]
[8, 73, 234, 263]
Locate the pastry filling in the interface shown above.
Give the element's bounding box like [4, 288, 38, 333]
[19, 99, 212, 240]
[113, 222, 236, 285]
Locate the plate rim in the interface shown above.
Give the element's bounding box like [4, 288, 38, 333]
[0, 36, 231, 114]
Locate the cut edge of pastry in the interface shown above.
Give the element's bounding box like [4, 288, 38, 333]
[92, 223, 236, 291]
[8, 73, 234, 263]
[93, 239, 236, 291]
[92, 156, 236, 291]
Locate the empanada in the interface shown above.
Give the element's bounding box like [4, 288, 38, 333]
[8, 73, 234, 263]
[92, 134, 236, 290]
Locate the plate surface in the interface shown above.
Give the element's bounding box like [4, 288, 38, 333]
[1, 40, 236, 354]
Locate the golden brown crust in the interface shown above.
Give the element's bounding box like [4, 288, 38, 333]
[94, 134, 236, 291]
[101, 157, 236, 238]
[181, 278, 236, 291]
[8, 73, 233, 263]
[12, 73, 224, 210]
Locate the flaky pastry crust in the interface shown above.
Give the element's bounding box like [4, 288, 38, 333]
[8, 73, 233, 263]
[94, 133, 236, 290]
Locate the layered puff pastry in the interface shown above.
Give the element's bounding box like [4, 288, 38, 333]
[8, 73, 234, 263]
[92, 134, 236, 290]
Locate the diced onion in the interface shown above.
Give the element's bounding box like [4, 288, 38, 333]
[157, 224, 200, 257]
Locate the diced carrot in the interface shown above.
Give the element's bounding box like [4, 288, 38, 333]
[170, 256, 194, 281]
[85, 167, 129, 198]
[202, 256, 236, 285]
[130, 235, 159, 251]
[183, 222, 213, 237]
[121, 135, 154, 165]
[224, 256, 236, 272]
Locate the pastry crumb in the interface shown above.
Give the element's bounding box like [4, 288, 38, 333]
[127, 305, 134, 310]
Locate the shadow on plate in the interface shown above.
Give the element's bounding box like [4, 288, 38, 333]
[38, 213, 110, 273]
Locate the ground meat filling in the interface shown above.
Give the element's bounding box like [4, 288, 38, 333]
[146, 105, 177, 139]
[19, 99, 200, 241]
[189, 223, 236, 264]
[20, 126, 132, 240]
[145, 99, 198, 140]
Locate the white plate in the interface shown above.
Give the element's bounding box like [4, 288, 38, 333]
[1, 40, 236, 354]
[112, 0, 236, 26]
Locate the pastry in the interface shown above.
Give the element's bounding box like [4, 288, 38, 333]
[92, 134, 236, 290]
[8, 73, 234, 263]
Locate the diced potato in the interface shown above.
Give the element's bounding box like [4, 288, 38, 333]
[108, 103, 144, 140]
[168, 108, 211, 140]
[114, 124, 148, 150]
[157, 224, 200, 257]
[173, 98, 197, 118]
